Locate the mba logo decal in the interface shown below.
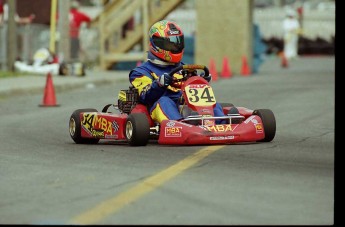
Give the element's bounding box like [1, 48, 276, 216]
[165, 127, 182, 137]
[205, 124, 233, 132]
[82, 113, 114, 136]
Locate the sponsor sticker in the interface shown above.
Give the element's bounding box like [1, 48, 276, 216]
[205, 124, 232, 132]
[244, 116, 255, 124]
[255, 123, 263, 133]
[105, 134, 118, 139]
[210, 135, 234, 140]
[204, 119, 214, 127]
[82, 113, 114, 135]
[91, 129, 104, 137]
[165, 127, 182, 137]
[166, 121, 176, 127]
[112, 121, 119, 131]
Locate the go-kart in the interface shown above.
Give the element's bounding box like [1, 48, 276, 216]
[69, 64, 276, 146]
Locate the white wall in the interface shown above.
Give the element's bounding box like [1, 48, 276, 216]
[165, 6, 335, 41]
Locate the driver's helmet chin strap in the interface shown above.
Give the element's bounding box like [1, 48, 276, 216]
[147, 52, 178, 67]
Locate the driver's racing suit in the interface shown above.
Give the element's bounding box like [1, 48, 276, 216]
[129, 60, 226, 124]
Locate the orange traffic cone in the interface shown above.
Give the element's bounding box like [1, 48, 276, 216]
[221, 56, 232, 78]
[209, 58, 218, 81]
[39, 72, 59, 107]
[240, 56, 251, 76]
[281, 52, 288, 68]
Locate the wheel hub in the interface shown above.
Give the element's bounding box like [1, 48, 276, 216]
[125, 121, 133, 140]
[69, 118, 76, 136]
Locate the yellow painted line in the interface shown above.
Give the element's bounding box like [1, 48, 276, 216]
[69, 145, 225, 224]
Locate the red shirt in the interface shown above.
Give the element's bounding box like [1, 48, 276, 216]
[69, 8, 91, 38]
[0, 2, 4, 15]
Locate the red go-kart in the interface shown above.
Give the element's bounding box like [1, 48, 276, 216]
[69, 64, 276, 146]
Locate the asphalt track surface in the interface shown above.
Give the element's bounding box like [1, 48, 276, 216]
[0, 56, 335, 225]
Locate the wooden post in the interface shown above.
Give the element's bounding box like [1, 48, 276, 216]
[99, 13, 105, 69]
[57, 0, 71, 62]
[195, 0, 253, 75]
[142, 0, 149, 55]
[7, 0, 17, 71]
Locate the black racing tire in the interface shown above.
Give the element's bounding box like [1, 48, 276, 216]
[125, 113, 150, 146]
[253, 109, 276, 142]
[69, 108, 100, 144]
[59, 63, 69, 76]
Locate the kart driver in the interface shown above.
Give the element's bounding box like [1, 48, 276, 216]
[129, 20, 232, 124]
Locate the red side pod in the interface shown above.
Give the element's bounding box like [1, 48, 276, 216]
[131, 104, 155, 127]
[237, 107, 254, 118]
[80, 112, 128, 140]
[158, 116, 265, 145]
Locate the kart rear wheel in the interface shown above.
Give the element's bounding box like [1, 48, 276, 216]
[69, 108, 100, 144]
[253, 109, 276, 142]
[125, 113, 150, 146]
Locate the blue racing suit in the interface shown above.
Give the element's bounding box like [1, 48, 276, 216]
[129, 60, 225, 124]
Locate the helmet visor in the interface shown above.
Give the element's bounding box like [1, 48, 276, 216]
[152, 35, 184, 54]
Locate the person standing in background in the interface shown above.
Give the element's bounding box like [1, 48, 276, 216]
[69, 0, 91, 60]
[252, 23, 267, 74]
[282, 9, 301, 60]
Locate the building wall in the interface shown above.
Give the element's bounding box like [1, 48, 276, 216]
[195, 0, 253, 75]
[254, 7, 335, 40]
[16, 0, 52, 25]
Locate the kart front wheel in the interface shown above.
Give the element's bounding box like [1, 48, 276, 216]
[125, 113, 150, 146]
[69, 108, 100, 144]
[253, 109, 276, 142]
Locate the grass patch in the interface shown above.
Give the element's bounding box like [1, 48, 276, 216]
[0, 71, 35, 78]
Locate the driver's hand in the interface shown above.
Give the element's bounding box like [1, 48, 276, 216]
[158, 73, 173, 88]
[201, 72, 212, 83]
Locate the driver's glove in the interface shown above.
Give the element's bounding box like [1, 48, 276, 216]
[201, 72, 212, 83]
[158, 73, 173, 88]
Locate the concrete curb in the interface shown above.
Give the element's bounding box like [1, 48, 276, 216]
[0, 70, 130, 98]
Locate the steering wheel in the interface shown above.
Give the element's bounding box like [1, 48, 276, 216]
[168, 64, 210, 82]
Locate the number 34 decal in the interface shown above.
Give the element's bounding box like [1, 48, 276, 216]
[185, 84, 216, 106]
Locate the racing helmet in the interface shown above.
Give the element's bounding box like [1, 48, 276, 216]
[149, 20, 184, 63]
